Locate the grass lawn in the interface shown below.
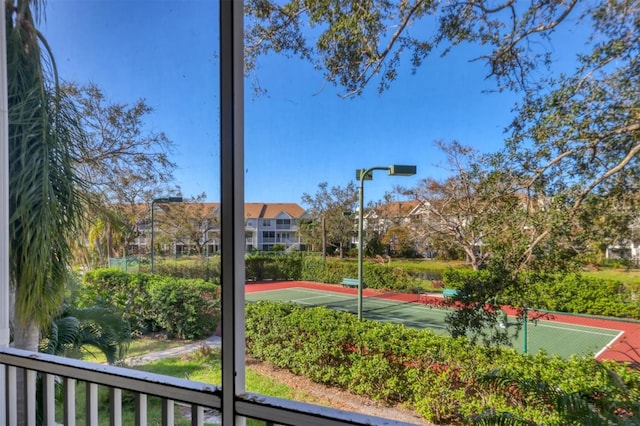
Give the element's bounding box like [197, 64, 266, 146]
[79, 333, 190, 364]
[582, 267, 640, 286]
[391, 258, 467, 271]
[61, 347, 306, 425]
[136, 348, 302, 399]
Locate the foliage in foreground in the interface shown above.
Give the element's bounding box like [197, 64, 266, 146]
[80, 269, 220, 339]
[246, 301, 640, 424]
[40, 303, 131, 364]
[443, 269, 640, 321]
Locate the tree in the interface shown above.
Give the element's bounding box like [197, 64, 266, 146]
[500, 0, 640, 268]
[245, 0, 583, 97]
[7, 0, 84, 350]
[157, 194, 219, 256]
[406, 142, 575, 344]
[7, 1, 85, 422]
[408, 141, 525, 269]
[85, 208, 133, 265]
[368, 193, 421, 257]
[62, 83, 178, 266]
[64, 82, 176, 204]
[301, 182, 358, 258]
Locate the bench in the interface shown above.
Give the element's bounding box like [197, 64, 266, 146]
[341, 278, 360, 288]
[442, 288, 459, 298]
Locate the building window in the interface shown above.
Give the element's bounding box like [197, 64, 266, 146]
[262, 231, 275, 242]
[276, 218, 291, 229]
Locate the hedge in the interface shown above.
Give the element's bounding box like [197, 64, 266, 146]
[81, 269, 221, 339]
[246, 301, 640, 424]
[442, 269, 640, 320]
[148, 277, 220, 339]
[300, 257, 424, 291]
[152, 256, 220, 282]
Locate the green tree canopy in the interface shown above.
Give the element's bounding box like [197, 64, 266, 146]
[246, 0, 584, 97]
[62, 83, 179, 266]
[301, 181, 358, 258]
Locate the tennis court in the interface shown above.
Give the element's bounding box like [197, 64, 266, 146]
[246, 286, 624, 360]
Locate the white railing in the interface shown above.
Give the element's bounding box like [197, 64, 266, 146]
[0, 347, 415, 426]
[0, 347, 221, 426]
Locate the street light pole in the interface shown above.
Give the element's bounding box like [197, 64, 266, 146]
[356, 165, 416, 320]
[321, 214, 326, 266]
[523, 306, 528, 354]
[150, 196, 183, 274]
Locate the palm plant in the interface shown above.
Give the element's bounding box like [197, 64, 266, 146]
[7, 0, 84, 349]
[40, 303, 131, 365]
[6, 1, 84, 423]
[474, 368, 640, 425]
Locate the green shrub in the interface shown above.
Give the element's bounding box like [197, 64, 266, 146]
[245, 253, 304, 281]
[153, 256, 220, 282]
[543, 274, 640, 319]
[245, 301, 640, 424]
[82, 269, 221, 338]
[300, 257, 423, 291]
[148, 277, 220, 339]
[81, 269, 156, 333]
[443, 269, 640, 320]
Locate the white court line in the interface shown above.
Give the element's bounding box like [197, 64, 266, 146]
[296, 295, 356, 305]
[250, 287, 356, 305]
[594, 331, 625, 359]
[251, 289, 623, 342]
[532, 321, 620, 337]
[405, 304, 621, 336]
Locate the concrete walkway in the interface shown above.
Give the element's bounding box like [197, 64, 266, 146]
[120, 335, 223, 424]
[123, 335, 222, 366]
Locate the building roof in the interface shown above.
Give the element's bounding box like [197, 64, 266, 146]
[262, 203, 305, 219]
[245, 202, 306, 219]
[135, 202, 305, 220]
[369, 200, 423, 217]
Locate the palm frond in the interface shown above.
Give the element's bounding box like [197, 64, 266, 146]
[40, 304, 131, 364]
[477, 368, 640, 425]
[7, 0, 84, 327]
[39, 316, 81, 355]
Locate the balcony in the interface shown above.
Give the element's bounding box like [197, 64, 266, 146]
[0, 347, 412, 425]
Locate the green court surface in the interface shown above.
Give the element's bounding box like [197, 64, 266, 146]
[246, 287, 622, 359]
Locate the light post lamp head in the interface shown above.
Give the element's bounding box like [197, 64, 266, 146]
[153, 196, 183, 204]
[388, 165, 417, 176]
[357, 165, 417, 182]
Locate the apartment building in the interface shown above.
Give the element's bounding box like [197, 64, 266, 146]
[244, 202, 306, 252]
[134, 202, 306, 254]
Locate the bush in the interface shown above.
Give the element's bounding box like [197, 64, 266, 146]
[152, 256, 220, 282]
[148, 277, 220, 339]
[81, 269, 221, 338]
[300, 257, 423, 291]
[442, 269, 640, 320]
[81, 269, 156, 333]
[543, 274, 640, 319]
[245, 301, 640, 424]
[245, 253, 303, 281]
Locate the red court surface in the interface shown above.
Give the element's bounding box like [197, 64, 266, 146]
[245, 280, 640, 366]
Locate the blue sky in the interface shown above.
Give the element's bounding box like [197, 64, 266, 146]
[41, 1, 589, 206]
